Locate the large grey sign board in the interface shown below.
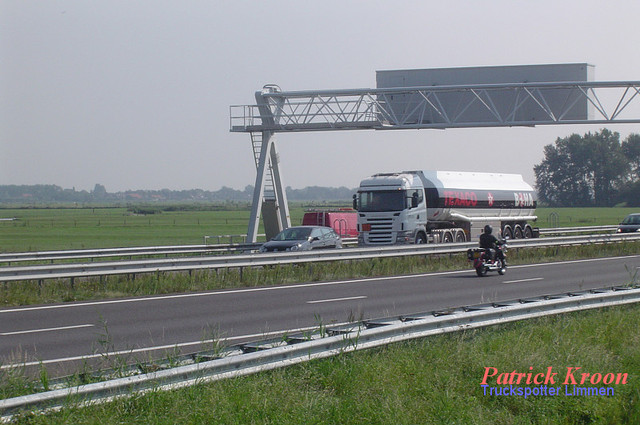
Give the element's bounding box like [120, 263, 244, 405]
[376, 63, 594, 125]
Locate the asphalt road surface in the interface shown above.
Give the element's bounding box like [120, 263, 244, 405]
[2, 255, 639, 377]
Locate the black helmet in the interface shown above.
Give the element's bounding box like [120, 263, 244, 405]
[483, 225, 493, 234]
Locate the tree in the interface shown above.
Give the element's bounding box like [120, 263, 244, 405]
[534, 129, 629, 207]
[586, 129, 629, 206]
[534, 134, 594, 207]
[618, 181, 640, 207]
[92, 184, 108, 200]
[622, 134, 640, 181]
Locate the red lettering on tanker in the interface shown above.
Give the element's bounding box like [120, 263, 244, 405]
[513, 192, 534, 207]
[444, 191, 478, 207]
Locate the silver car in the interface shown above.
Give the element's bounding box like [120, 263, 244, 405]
[259, 226, 343, 252]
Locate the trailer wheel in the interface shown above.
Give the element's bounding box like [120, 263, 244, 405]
[514, 225, 523, 239]
[524, 225, 533, 238]
[415, 233, 427, 244]
[454, 229, 466, 242]
[443, 231, 453, 243]
[502, 225, 513, 240]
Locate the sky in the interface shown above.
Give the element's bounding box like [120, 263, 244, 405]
[2, 0, 640, 193]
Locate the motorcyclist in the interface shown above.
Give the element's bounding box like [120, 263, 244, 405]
[479, 225, 505, 264]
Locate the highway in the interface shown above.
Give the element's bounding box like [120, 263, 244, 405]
[1, 254, 639, 377]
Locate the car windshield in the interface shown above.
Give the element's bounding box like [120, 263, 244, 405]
[359, 190, 406, 212]
[622, 215, 640, 225]
[272, 227, 312, 241]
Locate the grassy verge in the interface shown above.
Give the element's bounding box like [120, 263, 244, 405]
[6, 303, 640, 424]
[3, 240, 640, 308]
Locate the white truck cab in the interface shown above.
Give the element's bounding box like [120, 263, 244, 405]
[356, 173, 428, 245]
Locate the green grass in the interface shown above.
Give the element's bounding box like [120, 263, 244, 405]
[1, 205, 638, 253]
[0, 204, 321, 252]
[536, 207, 639, 227]
[6, 303, 640, 424]
[0, 207, 261, 252]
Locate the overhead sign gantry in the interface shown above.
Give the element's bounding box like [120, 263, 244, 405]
[230, 63, 640, 242]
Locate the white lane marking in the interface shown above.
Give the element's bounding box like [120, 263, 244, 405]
[0, 322, 351, 370]
[502, 277, 544, 284]
[307, 296, 367, 304]
[0, 271, 465, 314]
[509, 255, 640, 269]
[2, 254, 639, 315]
[0, 324, 94, 336]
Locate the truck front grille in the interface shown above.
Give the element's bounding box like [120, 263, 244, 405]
[364, 217, 394, 244]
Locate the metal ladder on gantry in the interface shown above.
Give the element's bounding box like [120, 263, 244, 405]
[230, 80, 640, 243]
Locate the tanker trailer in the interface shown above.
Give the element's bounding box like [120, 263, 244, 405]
[354, 170, 537, 245]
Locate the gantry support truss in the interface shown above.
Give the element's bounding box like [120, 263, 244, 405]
[231, 81, 640, 242]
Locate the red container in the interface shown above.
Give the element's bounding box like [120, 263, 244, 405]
[302, 209, 358, 238]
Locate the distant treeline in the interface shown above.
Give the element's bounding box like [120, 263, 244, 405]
[0, 184, 356, 204]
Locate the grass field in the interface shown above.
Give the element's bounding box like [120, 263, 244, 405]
[536, 207, 638, 228]
[0, 206, 259, 252]
[0, 205, 638, 253]
[5, 303, 639, 424]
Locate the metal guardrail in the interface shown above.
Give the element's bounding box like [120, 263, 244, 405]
[2, 285, 639, 421]
[0, 226, 617, 266]
[539, 225, 618, 234]
[2, 233, 640, 283]
[0, 240, 358, 265]
[0, 244, 262, 265]
[203, 234, 264, 245]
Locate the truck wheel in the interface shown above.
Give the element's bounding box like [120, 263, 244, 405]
[443, 231, 453, 243]
[524, 225, 533, 238]
[514, 225, 523, 239]
[502, 225, 513, 240]
[455, 230, 466, 242]
[415, 233, 427, 244]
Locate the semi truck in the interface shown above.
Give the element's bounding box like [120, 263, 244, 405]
[353, 170, 538, 245]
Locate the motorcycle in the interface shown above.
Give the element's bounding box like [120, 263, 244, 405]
[467, 244, 507, 277]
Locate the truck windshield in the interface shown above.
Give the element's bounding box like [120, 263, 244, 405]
[359, 190, 406, 212]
